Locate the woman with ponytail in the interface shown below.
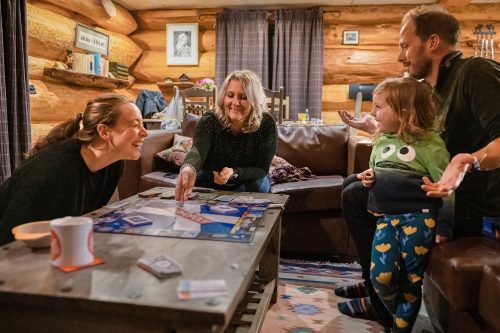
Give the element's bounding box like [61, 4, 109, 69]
[0, 94, 148, 245]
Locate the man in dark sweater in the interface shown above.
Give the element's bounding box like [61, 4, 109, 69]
[336, 5, 500, 325]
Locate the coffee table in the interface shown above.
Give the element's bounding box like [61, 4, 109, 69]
[0, 191, 288, 333]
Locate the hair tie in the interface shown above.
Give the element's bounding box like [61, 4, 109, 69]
[76, 112, 83, 120]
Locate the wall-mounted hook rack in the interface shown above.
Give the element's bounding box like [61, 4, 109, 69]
[473, 23, 495, 60]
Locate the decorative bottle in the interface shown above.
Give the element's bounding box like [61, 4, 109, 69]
[305, 108, 310, 121]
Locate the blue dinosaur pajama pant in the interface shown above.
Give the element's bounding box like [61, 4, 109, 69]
[370, 212, 436, 333]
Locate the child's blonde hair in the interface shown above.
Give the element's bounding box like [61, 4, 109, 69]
[373, 77, 436, 143]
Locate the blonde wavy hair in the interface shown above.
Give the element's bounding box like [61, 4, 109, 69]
[373, 77, 436, 143]
[215, 70, 267, 133]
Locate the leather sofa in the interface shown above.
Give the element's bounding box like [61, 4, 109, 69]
[117, 114, 373, 257]
[423, 236, 500, 333]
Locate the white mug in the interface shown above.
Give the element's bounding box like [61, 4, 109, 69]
[50, 216, 94, 267]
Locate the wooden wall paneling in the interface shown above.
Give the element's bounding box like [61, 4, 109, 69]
[32, 0, 138, 35]
[323, 45, 402, 84]
[29, 80, 137, 123]
[27, 4, 142, 67]
[29, 1, 81, 22]
[322, 5, 411, 24]
[130, 29, 215, 53]
[134, 9, 221, 31]
[451, 4, 500, 23]
[27, 3, 77, 61]
[128, 81, 161, 100]
[28, 56, 56, 80]
[324, 23, 400, 47]
[132, 50, 215, 82]
[98, 28, 143, 67]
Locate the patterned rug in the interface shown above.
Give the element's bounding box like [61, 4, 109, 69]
[261, 259, 387, 333]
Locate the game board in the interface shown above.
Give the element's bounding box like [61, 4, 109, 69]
[92, 199, 268, 243]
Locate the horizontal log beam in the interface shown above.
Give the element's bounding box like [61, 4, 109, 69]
[27, 4, 142, 67]
[130, 29, 215, 52]
[324, 46, 403, 84]
[135, 9, 221, 31]
[32, 0, 138, 35]
[132, 51, 215, 83]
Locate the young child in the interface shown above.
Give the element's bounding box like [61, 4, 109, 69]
[358, 77, 453, 332]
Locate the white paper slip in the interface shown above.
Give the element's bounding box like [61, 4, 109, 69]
[177, 279, 227, 300]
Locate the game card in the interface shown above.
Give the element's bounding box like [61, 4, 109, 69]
[138, 254, 183, 278]
[123, 215, 153, 226]
[214, 195, 238, 202]
[159, 188, 176, 199]
[138, 189, 163, 198]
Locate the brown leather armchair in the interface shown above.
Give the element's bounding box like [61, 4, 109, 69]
[423, 237, 500, 333]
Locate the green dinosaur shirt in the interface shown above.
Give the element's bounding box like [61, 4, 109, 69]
[368, 132, 453, 237]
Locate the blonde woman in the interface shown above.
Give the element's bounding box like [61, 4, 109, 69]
[176, 70, 277, 201]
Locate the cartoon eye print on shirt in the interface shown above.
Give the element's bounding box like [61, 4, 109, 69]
[397, 146, 416, 162]
[380, 144, 416, 162]
[381, 144, 396, 159]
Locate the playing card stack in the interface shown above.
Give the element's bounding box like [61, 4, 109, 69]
[177, 279, 227, 300]
[138, 255, 183, 278]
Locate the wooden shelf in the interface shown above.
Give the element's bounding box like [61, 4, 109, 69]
[43, 68, 129, 89]
[156, 81, 194, 90]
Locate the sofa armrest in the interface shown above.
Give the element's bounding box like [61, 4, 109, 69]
[117, 129, 179, 199]
[347, 135, 372, 176]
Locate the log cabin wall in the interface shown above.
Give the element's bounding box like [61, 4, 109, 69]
[27, 1, 499, 143]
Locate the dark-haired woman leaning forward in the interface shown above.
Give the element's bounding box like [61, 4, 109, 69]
[0, 94, 148, 245]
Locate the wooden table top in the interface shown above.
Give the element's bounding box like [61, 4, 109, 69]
[0, 191, 288, 330]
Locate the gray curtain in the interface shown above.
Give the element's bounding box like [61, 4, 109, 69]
[0, 0, 31, 184]
[215, 10, 269, 88]
[272, 8, 323, 121]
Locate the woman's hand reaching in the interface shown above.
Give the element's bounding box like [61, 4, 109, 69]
[175, 165, 196, 201]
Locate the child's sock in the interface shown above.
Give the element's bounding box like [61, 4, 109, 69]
[337, 296, 392, 328]
[334, 281, 369, 299]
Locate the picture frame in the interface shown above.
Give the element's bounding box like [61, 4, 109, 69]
[342, 30, 359, 45]
[74, 23, 109, 56]
[166, 23, 199, 65]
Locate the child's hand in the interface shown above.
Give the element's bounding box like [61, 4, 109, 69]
[357, 168, 375, 188]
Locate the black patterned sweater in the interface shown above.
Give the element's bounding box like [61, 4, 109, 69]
[183, 111, 278, 181]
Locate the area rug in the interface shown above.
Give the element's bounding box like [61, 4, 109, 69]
[261, 259, 387, 333]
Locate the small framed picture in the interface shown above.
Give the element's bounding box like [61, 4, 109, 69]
[343, 30, 359, 45]
[166, 23, 199, 65]
[74, 23, 109, 56]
